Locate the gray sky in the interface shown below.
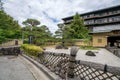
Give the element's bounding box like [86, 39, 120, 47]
[3, 0, 120, 33]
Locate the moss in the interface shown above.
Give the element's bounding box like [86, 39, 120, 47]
[80, 46, 99, 50]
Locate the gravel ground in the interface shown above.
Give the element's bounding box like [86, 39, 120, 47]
[45, 48, 120, 67]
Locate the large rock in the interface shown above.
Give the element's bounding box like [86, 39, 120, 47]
[55, 44, 63, 49]
[86, 51, 96, 56]
[55, 44, 68, 49]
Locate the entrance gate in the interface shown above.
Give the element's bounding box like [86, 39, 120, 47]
[107, 36, 120, 48]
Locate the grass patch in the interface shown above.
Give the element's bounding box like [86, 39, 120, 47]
[80, 46, 99, 50]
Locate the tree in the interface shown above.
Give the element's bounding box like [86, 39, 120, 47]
[63, 25, 74, 39]
[22, 18, 40, 30]
[40, 25, 52, 38]
[22, 18, 41, 44]
[70, 13, 91, 44]
[69, 13, 89, 39]
[22, 25, 52, 39]
[0, 10, 21, 43]
[0, 11, 21, 30]
[22, 21, 52, 45]
[55, 23, 74, 39]
[55, 12, 91, 45]
[0, 1, 21, 43]
[55, 23, 64, 38]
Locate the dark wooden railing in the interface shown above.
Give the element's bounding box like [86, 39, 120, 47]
[23, 47, 120, 80]
[74, 60, 120, 80]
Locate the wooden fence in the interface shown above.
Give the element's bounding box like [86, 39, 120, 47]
[24, 47, 120, 80]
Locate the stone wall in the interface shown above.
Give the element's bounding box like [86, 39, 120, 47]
[0, 46, 20, 55]
[0, 40, 22, 47]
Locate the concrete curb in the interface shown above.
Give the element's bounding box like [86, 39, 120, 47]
[21, 54, 61, 80]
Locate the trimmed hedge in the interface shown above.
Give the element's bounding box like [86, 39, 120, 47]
[21, 44, 43, 57]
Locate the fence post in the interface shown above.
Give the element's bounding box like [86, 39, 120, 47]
[67, 47, 79, 80]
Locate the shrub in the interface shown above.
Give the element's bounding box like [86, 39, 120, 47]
[21, 44, 43, 57]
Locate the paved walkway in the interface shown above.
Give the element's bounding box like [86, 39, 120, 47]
[45, 48, 120, 67]
[0, 56, 50, 80]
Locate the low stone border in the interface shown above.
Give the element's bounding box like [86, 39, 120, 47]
[21, 54, 61, 80]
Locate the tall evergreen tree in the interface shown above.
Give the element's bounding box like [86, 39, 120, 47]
[70, 12, 89, 39]
[0, 8, 21, 43]
[55, 13, 91, 44]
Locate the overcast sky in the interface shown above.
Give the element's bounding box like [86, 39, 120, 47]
[3, 0, 120, 33]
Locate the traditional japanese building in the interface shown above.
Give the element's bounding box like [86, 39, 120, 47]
[62, 5, 120, 47]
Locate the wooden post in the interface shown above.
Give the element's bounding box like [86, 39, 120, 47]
[67, 47, 79, 79]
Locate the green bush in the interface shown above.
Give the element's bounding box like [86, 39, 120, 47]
[21, 44, 43, 57]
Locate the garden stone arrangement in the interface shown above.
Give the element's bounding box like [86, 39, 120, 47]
[55, 44, 68, 49]
[85, 51, 96, 56]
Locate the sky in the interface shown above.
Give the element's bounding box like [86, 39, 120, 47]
[2, 0, 120, 33]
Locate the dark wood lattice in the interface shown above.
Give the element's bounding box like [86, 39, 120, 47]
[38, 51, 69, 78]
[74, 61, 120, 80]
[27, 51, 120, 80]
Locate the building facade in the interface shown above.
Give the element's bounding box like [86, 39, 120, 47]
[62, 5, 120, 47]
